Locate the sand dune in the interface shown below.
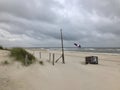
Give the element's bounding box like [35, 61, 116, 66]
[0, 50, 120, 90]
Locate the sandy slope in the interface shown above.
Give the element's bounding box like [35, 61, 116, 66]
[0, 49, 120, 90]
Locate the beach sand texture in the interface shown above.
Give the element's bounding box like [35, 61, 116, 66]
[0, 49, 120, 90]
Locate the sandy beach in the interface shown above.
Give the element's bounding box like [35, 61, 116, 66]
[0, 49, 120, 90]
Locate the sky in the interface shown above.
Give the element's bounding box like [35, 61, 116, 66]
[0, 0, 120, 47]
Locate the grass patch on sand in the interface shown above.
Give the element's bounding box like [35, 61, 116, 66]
[1, 60, 9, 65]
[0, 60, 12, 65]
[10, 48, 36, 66]
[39, 61, 44, 65]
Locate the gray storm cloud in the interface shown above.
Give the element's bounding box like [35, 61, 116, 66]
[0, 0, 120, 47]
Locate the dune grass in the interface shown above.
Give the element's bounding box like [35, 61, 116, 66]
[10, 48, 36, 66]
[0, 45, 9, 50]
[0, 45, 3, 50]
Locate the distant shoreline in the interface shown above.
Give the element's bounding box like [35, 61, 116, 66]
[24, 47, 120, 54]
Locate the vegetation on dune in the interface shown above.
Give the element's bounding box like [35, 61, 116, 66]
[0, 45, 9, 50]
[0, 45, 3, 50]
[10, 48, 36, 66]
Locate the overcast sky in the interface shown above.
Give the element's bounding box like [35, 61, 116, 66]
[0, 0, 120, 47]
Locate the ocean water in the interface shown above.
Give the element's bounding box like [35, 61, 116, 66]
[64, 47, 120, 54]
[42, 47, 120, 54]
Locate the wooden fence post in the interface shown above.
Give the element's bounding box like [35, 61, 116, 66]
[39, 52, 41, 59]
[52, 53, 55, 65]
[49, 53, 51, 62]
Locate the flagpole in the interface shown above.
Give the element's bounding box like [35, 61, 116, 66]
[60, 29, 65, 64]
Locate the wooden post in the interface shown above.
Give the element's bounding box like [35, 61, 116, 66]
[60, 29, 65, 64]
[52, 53, 55, 65]
[39, 52, 41, 59]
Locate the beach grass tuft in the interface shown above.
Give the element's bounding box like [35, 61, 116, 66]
[2, 60, 9, 65]
[10, 48, 36, 65]
[39, 61, 44, 65]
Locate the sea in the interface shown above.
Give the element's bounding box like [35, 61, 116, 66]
[27, 47, 120, 54]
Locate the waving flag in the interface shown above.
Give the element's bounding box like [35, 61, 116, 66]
[74, 43, 81, 48]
